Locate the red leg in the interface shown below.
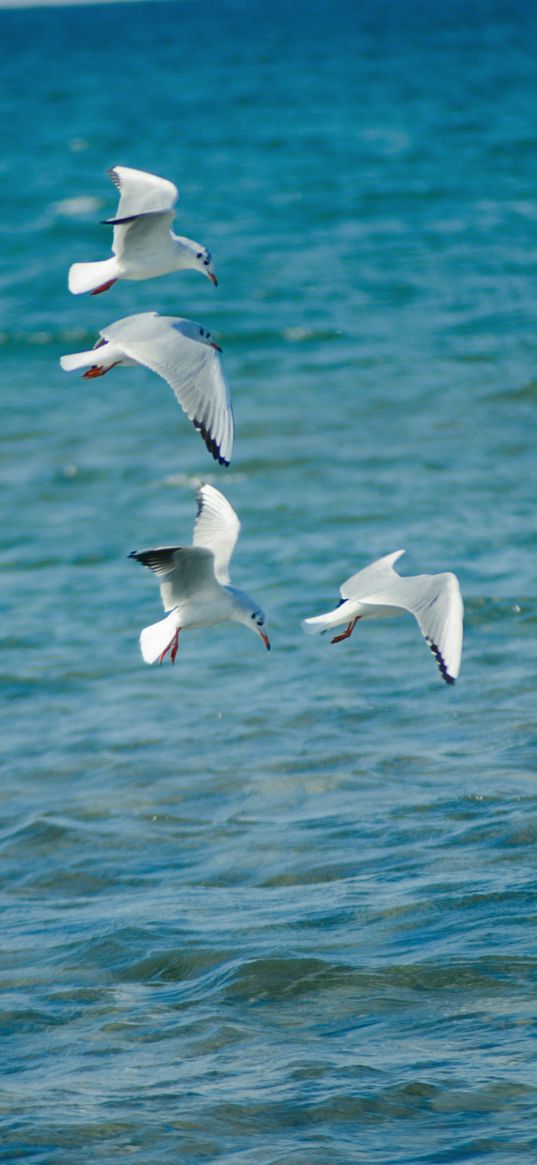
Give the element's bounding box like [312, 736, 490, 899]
[170, 628, 180, 664]
[83, 361, 120, 379]
[331, 616, 360, 644]
[158, 641, 171, 665]
[90, 278, 117, 295]
[158, 628, 180, 665]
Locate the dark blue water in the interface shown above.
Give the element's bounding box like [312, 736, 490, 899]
[1, 1, 537, 1161]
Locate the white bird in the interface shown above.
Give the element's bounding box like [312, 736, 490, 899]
[68, 165, 217, 296]
[302, 550, 463, 684]
[129, 483, 270, 665]
[60, 311, 233, 466]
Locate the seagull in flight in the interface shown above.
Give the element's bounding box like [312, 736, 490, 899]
[68, 165, 217, 295]
[60, 312, 233, 466]
[302, 550, 463, 684]
[129, 484, 270, 664]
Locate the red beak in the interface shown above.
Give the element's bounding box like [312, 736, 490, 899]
[211, 341, 223, 353]
[208, 271, 218, 286]
[259, 631, 271, 651]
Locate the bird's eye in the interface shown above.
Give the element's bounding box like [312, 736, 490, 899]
[196, 252, 202, 259]
[200, 328, 205, 337]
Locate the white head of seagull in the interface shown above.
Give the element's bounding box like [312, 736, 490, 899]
[301, 549, 463, 685]
[129, 484, 270, 665]
[68, 165, 218, 296]
[60, 312, 232, 466]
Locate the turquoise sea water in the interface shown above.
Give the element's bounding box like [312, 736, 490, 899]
[1, 1, 537, 1161]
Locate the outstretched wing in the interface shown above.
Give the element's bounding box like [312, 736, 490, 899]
[360, 571, 464, 684]
[340, 550, 406, 601]
[129, 545, 220, 612]
[109, 209, 176, 261]
[102, 314, 233, 466]
[107, 165, 178, 218]
[192, 483, 240, 585]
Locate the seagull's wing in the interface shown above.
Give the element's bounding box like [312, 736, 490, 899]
[102, 314, 234, 466]
[129, 545, 220, 612]
[107, 165, 178, 218]
[109, 210, 176, 261]
[360, 571, 464, 684]
[340, 550, 406, 601]
[192, 483, 240, 585]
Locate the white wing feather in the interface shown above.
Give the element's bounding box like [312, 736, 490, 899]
[101, 314, 234, 466]
[340, 550, 406, 600]
[110, 210, 175, 261]
[192, 484, 240, 585]
[108, 166, 178, 218]
[359, 571, 464, 683]
[130, 545, 220, 612]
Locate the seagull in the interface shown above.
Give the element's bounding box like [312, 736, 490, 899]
[60, 311, 233, 466]
[129, 483, 270, 665]
[301, 550, 463, 684]
[68, 165, 217, 295]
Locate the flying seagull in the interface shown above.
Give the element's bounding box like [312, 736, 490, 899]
[129, 484, 270, 664]
[60, 311, 233, 466]
[302, 550, 463, 684]
[68, 165, 217, 295]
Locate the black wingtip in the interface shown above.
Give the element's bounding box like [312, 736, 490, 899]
[128, 550, 138, 560]
[426, 637, 456, 685]
[101, 214, 139, 225]
[192, 417, 230, 466]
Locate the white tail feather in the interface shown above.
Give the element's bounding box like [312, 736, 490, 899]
[60, 349, 98, 372]
[139, 611, 178, 664]
[68, 257, 118, 295]
[301, 612, 335, 636]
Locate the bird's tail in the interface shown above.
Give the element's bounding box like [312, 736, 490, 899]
[68, 257, 118, 295]
[139, 611, 178, 665]
[301, 608, 342, 636]
[60, 348, 100, 373]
